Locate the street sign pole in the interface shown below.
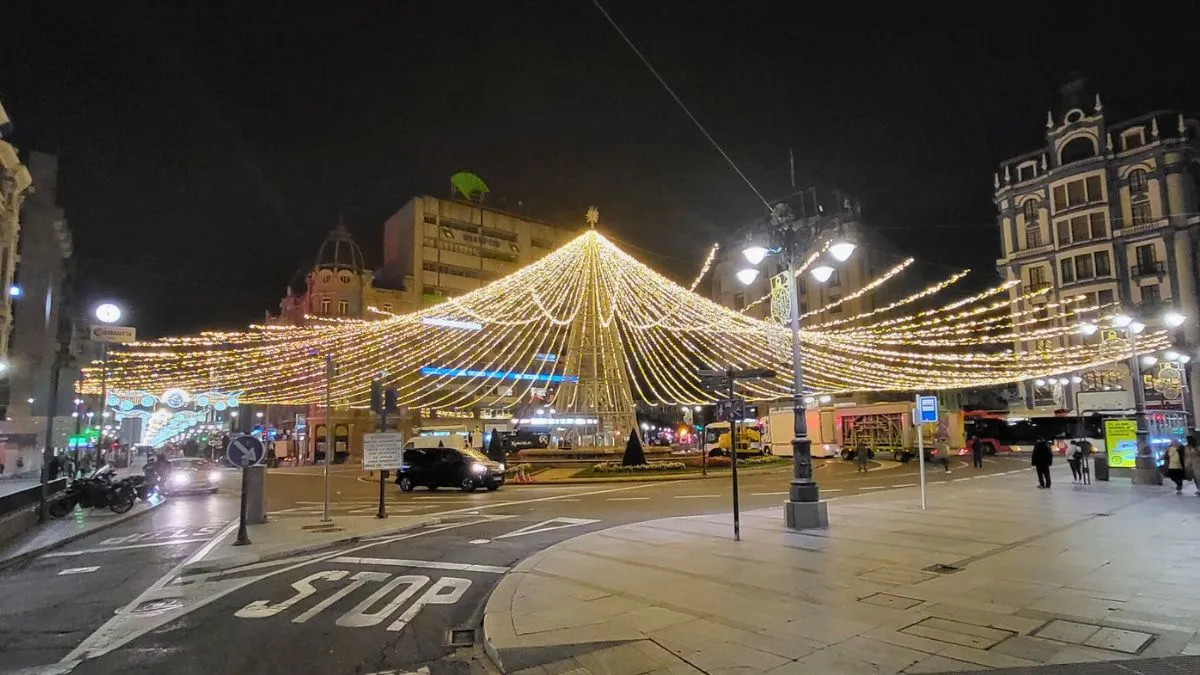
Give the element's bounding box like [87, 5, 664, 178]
[376, 408, 388, 520]
[323, 354, 334, 524]
[916, 408, 926, 511]
[226, 434, 265, 547]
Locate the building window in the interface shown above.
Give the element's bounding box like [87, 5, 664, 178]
[1070, 216, 1089, 243]
[1022, 200, 1038, 223]
[338, 271, 353, 285]
[320, 298, 330, 314]
[1074, 254, 1095, 280]
[1059, 136, 1097, 165]
[828, 269, 841, 286]
[1122, 128, 1145, 151]
[1026, 226, 1043, 248]
[1060, 258, 1075, 284]
[1053, 176, 1103, 211]
[733, 292, 745, 309]
[1098, 289, 1115, 307]
[1141, 283, 1161, 307]
[1028, 266, 1049, 288]
[827, 295, 843, 313]
[1018, 164, 1036, 182]
[1135, 244, 1157, 270]
[1129, 168, 1148, 194]
[1095, 250, 1111, 277]
[381, 303, 393, 313]
[423, 213, 437, 224]
[337, 300, 349, 316]
[1056, 220, 1071, 246]
[1089, 212, 1107, 239]
[1131, 202, 1152, 226]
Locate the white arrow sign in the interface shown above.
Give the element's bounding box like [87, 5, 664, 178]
[494, 518, 600, 540]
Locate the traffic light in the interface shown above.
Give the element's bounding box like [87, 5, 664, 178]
[384, 388, 397, 412]
[370, 379, 383, 413]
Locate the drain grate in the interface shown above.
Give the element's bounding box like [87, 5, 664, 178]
[448, 628, 476, 646]
[924, 563, 962, 575]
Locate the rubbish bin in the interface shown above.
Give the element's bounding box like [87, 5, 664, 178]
[245, 464, 268, 524]
[1093, 451, 1109, 482]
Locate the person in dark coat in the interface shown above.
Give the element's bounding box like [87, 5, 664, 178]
[1031, 436, 1053, 488]
[855, 442, 870, 473]
[48, 455, 63, 480]
[971, 435, 984, 468]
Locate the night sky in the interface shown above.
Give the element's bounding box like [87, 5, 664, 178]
[3, 4, 1199, 337]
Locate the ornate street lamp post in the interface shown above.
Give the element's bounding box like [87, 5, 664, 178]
[738, 203, 856, 529]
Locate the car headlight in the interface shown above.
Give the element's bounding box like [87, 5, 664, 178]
[497, 463, 505, 473]
[471, 463, 487, 474]
[207, 471, 220, 483]
[171, 473, 191, 485]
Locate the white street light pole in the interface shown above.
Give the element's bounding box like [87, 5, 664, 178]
[93, 303, 122, 461]
[323, 353, 335, 523]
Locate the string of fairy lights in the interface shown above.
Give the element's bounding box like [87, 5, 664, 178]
[80, 229, 1164, 408]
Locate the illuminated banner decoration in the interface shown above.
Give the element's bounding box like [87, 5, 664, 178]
[421, 317, 482, 331]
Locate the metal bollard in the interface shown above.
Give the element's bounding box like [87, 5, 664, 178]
[245, 464, 268, 524]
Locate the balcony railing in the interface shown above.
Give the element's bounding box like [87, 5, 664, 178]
[1114, 217, 1168, 237]
[1130, 260, 1165, 278]
[1012, 242, 1055, 259]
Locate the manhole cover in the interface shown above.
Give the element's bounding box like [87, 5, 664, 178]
[923, 563, 962, 574]
[131, 598, 184, 615]
[448, 628, 475, 646]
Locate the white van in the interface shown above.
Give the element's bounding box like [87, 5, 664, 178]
[406, 434, 468, 451]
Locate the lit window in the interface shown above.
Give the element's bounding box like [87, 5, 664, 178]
[320, 298, 330, 314]
[1122, 128, 1145, 151]
[338, 300, 349, 316]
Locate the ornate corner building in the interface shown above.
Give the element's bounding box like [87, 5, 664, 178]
[0, 101, 32, 362]
[994, 78, 1200, 413]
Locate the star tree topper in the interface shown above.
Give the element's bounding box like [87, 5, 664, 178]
[586, 206, 600, 228]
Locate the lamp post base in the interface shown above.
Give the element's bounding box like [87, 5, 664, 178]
[784, 500, 828, 530]
[1132, 457, 1163, 485]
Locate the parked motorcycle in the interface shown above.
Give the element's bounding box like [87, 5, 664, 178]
[48, 465, 137, 517]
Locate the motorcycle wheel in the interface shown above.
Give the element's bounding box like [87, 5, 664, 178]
[48, 496, 76, 518]
[110, 488, 136, 514]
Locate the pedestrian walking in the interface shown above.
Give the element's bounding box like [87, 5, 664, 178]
[1185, 436, 1200, 496]
[1077, 438, 1093, 485]
[1164, 440, 1187, 493]
[1068, 441, 1083, 482]
[855, 442, 870, 473]
[971, 435, 984, 468]
[1031, 436, 1053, 488]
[935, 438, 951, 473]
[48, 455, 62, 480]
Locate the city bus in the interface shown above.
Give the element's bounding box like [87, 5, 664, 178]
[962, 410, 1188, 465]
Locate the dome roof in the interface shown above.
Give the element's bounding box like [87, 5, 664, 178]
[316, 220, 365, 273]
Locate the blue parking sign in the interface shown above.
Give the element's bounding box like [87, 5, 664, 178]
[917, 395, 938, 423]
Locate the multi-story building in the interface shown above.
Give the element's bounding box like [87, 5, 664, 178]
[994, 79, 1200, 413]
[378, 195, 578, 306]
[0, 101, 31, 363]
[268, 221, 416, 326]
[709, 188, 902, 327]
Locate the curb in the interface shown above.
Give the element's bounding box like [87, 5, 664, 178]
[0, 498, 167, 571]
[518, 463, 795, 485]
[180, 516, 442, 574]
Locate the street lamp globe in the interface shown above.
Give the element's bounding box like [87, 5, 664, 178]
[1179, 354, 1193, 364]
[94, 302, 122, 324]
[693, 405, 701, 412]
[1141, 355, 1158, 367]
[828, 241, 856, 262]
[741, 246, 770, 266]
[1163, 310, 1186, 328]
[1128, 321, 1147, 335]
[1165, 350, 1181, 362]
[1070, 375, 1083, 384]
[1078, 323, 1099, 336]
[1111, 314, 1133, 328]
[810, 265, 835, 283]
[735, 268, 760, 286]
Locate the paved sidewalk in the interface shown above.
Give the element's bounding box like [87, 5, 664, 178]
[484, 465, 1200, 674]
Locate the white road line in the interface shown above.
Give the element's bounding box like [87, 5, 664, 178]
[331, 556, 509, 574]
[43, 539, 210, 558]
[607, 497, 651, 501]
[750, 491, 789, 496]
[860, 486, 887, 490]
[892, 483, 916, 487]
[822, 489, 843, 493]
[58, 566, 100, 575]
[674, 494, 720, 499]
[952, 478, 972, 482]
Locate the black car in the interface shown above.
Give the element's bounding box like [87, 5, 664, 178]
[395, 446, 504, 492]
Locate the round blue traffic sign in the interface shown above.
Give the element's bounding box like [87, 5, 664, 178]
[226, 434, 265, 468]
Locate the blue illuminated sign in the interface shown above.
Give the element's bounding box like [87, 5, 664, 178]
[419, 366, 578, 383]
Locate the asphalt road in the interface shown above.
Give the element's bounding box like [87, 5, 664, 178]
[1, 454, 1026, 674]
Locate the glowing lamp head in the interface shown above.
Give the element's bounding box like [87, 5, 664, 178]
[1180, 354, 1193, 364]
[1058, 378, 1070, 385]
[810, 265, 835, 283]
[1070, 375, 1083, 384]
[94, 303, 122, 324]
[828, 241, 856, 262]
[7, 285, 21, 298]
[1141, 355, 1158, 366]
[1129, 321, 1147, 334]
[741, 246, 770, 266]
[1035, 379, 1046, 386]
[1165, 350, 1181, 362]
[1078, 323, 1099, 336]
[1111, 314, 1133, 329]
[818, 394, 832, 403]
[1163, 310, 1186, 328]
[735, 268, 760, 286]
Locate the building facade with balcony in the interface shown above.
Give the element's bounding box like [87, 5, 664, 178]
[994, 81, 1200, 412]
[377, 196, 578, 307]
